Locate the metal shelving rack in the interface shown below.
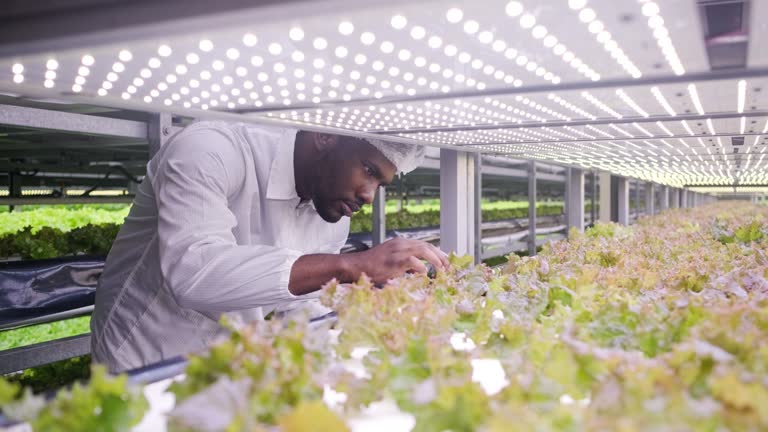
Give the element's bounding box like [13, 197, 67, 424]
[1, 0, 758, 257]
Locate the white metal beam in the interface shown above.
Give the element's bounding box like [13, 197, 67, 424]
[0, 196, 134, 205]
[528, 161, 537, 256]
[473, 154, 483, 264]
[0, 103, 147, 138]
[659, 186, 669, 211]
[616, 177, 630, 226]
[598, 172, 612, 223]
[670, 189, 680, 209]
[147, 112, 172, 158]
[372, 186, 386, 247]
[645, 183, 655, 216]
[439, 149, 475, 256]
[566, 168, 585, 233]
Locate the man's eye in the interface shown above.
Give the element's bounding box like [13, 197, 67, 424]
[364, 165, 374, 176]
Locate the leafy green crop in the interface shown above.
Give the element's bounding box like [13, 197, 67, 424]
[1, 365, 146, 432]
[166, 202, 768, 431]
[0, 205, 127, 259]
[350, 201, 566, 233]
[0, 201, 565, 258]
[0, 206, 129, 236]
[6, 356, 92, 394]
[4, 202, 767, 432]
[1, 317, 93, 394]
[0, 316, 91, 351]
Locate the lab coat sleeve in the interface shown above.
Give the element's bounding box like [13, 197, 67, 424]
[153, 128, 300, 313]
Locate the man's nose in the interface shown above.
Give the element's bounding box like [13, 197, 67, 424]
[358, 185, 376, 205]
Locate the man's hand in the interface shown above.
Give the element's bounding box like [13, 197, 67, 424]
[343, 238, 449, 285]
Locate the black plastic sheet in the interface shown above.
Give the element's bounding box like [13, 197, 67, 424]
[0, 256, 104, 327]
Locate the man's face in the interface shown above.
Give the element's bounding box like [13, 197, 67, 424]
[310, 136, 397, 223]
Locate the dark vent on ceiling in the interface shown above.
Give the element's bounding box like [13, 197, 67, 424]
[731, 136, 745, 146]
[699, 0, 749, 70]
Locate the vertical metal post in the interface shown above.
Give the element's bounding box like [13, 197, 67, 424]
[660, 186, 669, 210]
[440, 149, 475, 256]
[616, 177, 630, 226]
[645, 183, 655, 216]
[148, 112, 172, 159]
[680, 189, 688, 208]
[9, 172, 21, 198]
[634, 180, 641, 219]
[670, 189, 679, 209]
[527, 160, 537, 256]
[372, 186, 386, 246]
[598, 172, 611, 222]
[590, 171, 597, 225]
[473, 154, 483, 264]
[9, 172, 21, 212]
[565, 167, 570, 229]
[566, 167, 585, 233]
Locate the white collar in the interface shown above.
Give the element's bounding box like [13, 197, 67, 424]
[265, 130, 300, 201]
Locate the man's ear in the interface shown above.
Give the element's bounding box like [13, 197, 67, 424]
[314, 133, 340, 152]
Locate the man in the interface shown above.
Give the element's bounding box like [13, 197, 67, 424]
[91, 121, 447, 372]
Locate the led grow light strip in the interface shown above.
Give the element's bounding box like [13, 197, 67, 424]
[82, 18, 440, 112]
[449, 8, 560, 84]
[547, 93, 596, 120]
[680, 120, 694, 136]
[11, 62, 24, 84]
[650, 86, 676, 117]
[616, 89, 649, 117]
[576, 125, 608, 139]
[655, 121, 674, 136]
[501, 1, 594, 82]
[609, 123, 633, 137]
[737, 80, 746, 114]
[582, 91, 622, 119]
[43, 59, 59, 88]
[630, 122, 653, 137]
[568, 0, 641, 78]
[640, 0, 685, 75]
[687, 83, 705, 115]
[396, 16, 524, 93]
[513, 95, 569, 121]
[706, 118, 716, 135]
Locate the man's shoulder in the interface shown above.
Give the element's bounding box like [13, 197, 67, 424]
[184, 121, 294, 142]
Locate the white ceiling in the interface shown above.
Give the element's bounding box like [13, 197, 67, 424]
[0, 0, 766, 188]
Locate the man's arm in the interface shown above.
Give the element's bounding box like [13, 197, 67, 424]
[288, 238, 449, 295]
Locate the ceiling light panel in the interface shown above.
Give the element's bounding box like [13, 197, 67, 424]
[0, 0, 712, 112]
[0, 0, 761, 187]
[274, 78, 768, 137]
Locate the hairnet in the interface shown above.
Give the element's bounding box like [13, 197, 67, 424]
[364, 138, 425, 175]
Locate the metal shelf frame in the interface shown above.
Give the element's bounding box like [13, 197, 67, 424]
[0, 0, 728, 245]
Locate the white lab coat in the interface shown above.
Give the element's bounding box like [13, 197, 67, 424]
[90, 121, 349, 372]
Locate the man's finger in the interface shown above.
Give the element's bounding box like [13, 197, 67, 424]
[415, 245, 445, 272]
[404, 240, 449, 270]
[406, 256, 428, 274]
[427, 243, 450, 269]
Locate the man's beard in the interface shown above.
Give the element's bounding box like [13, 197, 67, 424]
[312, 196, 343, 223]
